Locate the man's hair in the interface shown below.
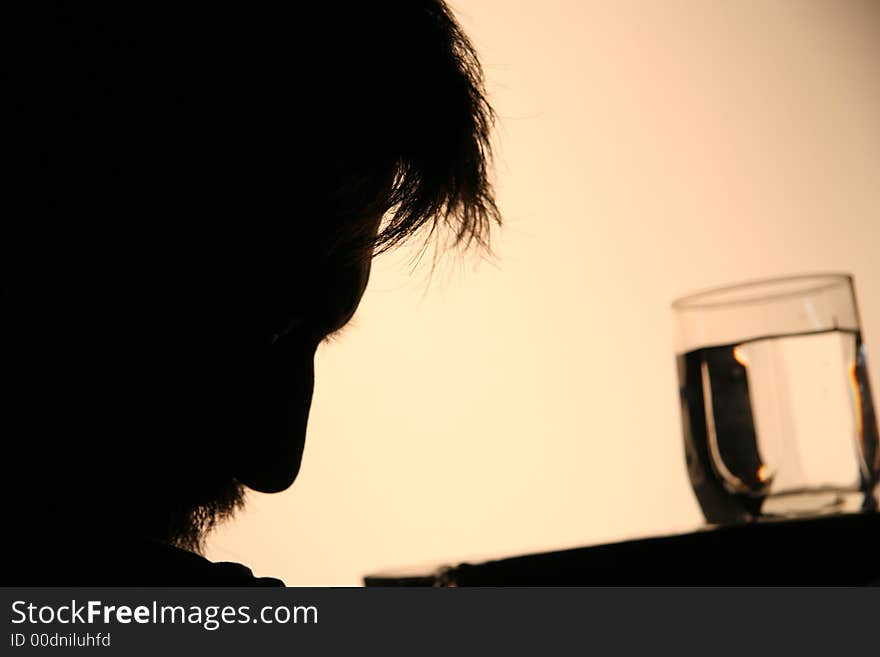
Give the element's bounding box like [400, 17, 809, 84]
[2, 2, 498, 552]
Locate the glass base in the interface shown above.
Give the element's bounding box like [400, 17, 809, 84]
[759, 486, 868, 520]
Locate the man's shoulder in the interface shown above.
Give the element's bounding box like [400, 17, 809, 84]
[5, 537, 285, 587]
[123, 540, 286, 587]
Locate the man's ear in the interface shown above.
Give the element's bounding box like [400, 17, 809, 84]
[232, 340, 315, 494]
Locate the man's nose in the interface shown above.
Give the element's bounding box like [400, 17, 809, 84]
[232, 341, 316, 494]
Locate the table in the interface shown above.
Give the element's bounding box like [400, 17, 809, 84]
[364, 512, 880, 585]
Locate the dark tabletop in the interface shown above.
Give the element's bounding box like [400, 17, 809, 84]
[364, 512, 880, 586]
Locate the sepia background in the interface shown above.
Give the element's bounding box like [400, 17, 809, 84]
[206, 0, 880, 585]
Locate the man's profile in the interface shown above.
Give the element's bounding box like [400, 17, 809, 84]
[2, 2, 498, 585]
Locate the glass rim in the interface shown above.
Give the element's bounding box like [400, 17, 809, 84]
[671, 272, 853, 311]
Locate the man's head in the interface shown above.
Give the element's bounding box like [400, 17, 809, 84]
[3, 2, 498, 551]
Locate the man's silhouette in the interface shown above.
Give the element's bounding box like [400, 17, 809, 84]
[2, 2, 498, 585]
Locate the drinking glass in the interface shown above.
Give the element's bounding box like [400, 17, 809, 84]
[673, 273, 879, 524]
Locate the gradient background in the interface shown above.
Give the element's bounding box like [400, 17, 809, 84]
[206, 0, 880, 585]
